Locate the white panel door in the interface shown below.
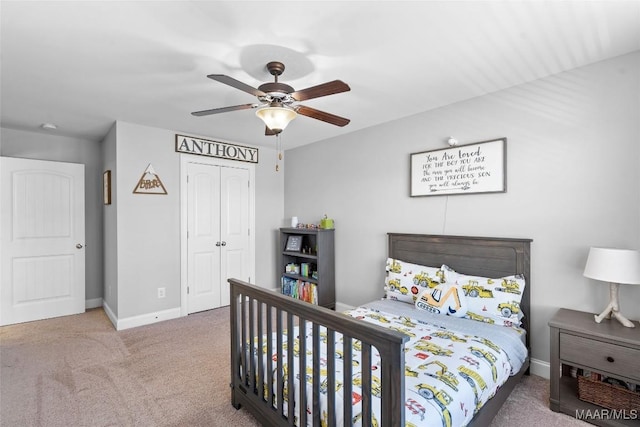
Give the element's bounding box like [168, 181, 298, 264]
[219, 167, 250, 306]
[1, 157, 85, 326]
[187, 162, 222, 313]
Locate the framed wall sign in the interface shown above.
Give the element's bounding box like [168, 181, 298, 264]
[103, 170, 112, 205]
[133, 163, 168, 195]
[285, 235, 303, 252]
[175, 134, 258, 164]
[410, 138, 506, 197]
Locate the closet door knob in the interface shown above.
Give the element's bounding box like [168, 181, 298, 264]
[221, 241, 227, 246]
[215, 242, 221, 247]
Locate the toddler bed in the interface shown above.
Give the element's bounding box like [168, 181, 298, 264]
[229, 233, 532, 426]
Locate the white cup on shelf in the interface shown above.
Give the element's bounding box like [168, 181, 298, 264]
[291, 216, 299, 227]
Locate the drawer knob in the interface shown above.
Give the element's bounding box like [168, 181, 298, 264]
[606, 356, 615, 363]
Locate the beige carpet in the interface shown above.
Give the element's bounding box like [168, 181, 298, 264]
[0, 307, 588, 427]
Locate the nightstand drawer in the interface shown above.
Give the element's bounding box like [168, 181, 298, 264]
[560, 332, 640, 381]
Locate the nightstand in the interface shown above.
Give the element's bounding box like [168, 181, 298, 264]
[549, 308, 640, 426]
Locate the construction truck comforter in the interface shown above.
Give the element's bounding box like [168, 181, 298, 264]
[252, 300, 527, 427]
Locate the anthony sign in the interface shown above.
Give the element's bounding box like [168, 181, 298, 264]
[175, 134, 258, 164]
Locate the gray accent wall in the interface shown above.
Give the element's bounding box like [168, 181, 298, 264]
[106, 121, 284, 321]
[255, 150, 286, 286]
[283, 51, 640, 365]
[101, 124, 118, 314]
[110, 122, 181, 319]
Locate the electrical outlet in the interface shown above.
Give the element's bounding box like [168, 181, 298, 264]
[157, 287, 166, 298]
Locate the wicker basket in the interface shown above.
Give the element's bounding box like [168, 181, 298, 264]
[577, 375, 640, 411]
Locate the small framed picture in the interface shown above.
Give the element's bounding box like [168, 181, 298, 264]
[103, 170, 112, 205]
[285, 235, 303, 252]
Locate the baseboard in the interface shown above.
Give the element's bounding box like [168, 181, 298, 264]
[85, 298, 103, 309]
[102, 301, 118, 329]
[115, 307, 182, 331]
[530, 357, 550, 379]
[100, 302, 182, 331]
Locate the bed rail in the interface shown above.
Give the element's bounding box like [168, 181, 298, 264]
[229, 278, 408, 427]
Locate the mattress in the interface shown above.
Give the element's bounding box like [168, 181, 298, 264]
[363, 299, 528, 370]
[253, 300, 528, 426]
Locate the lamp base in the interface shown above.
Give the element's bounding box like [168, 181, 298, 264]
[594, 282, 636, 328]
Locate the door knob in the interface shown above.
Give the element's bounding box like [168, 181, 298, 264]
[76, 244, 84, 249]
[221, 241, 227, 246]
[215, 242, 221, 247]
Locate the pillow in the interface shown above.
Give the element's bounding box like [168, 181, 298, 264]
[414, 283, 468, 317]
[384, 258, 444, 304]
[440, 264, 526, 326]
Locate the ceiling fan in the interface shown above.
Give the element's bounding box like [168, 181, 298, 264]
[192, 61, 351, 135]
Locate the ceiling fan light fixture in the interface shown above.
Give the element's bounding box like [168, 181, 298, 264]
[255, 104, 297, 134]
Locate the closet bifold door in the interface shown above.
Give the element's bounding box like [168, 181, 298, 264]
[186, 162, 250, 314]
[186, 162, 222, 313]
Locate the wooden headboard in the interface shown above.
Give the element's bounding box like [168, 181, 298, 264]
[388, 233, 532, 350]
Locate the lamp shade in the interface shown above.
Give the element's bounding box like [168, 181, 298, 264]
[255, 104, 297, 134]
[583, 247, 640, 285]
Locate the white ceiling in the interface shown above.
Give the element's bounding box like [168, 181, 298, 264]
[2, 1, 639, 150]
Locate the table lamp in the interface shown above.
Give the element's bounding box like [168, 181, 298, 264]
[583, 247, 640, 328]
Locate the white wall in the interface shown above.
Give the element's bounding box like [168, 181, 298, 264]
[283, 51, 640, 365]
[1, 127, 104, 306]
[108, 121, 284, 322]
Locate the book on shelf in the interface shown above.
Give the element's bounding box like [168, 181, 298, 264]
[281, 276, 318, 304]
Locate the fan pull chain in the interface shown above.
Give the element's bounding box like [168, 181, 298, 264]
[276, 133, 283, 172]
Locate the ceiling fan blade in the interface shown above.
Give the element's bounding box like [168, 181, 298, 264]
[290, 80, 350, 101]
[265, 126, 277, 136]
[296, 105, 350, 127]
[207, 74, 266, 97]
[191, 103, 257, 116]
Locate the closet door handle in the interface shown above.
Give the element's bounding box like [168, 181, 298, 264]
[215, 242, 221, 247]
[221, 241, 227, 246]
